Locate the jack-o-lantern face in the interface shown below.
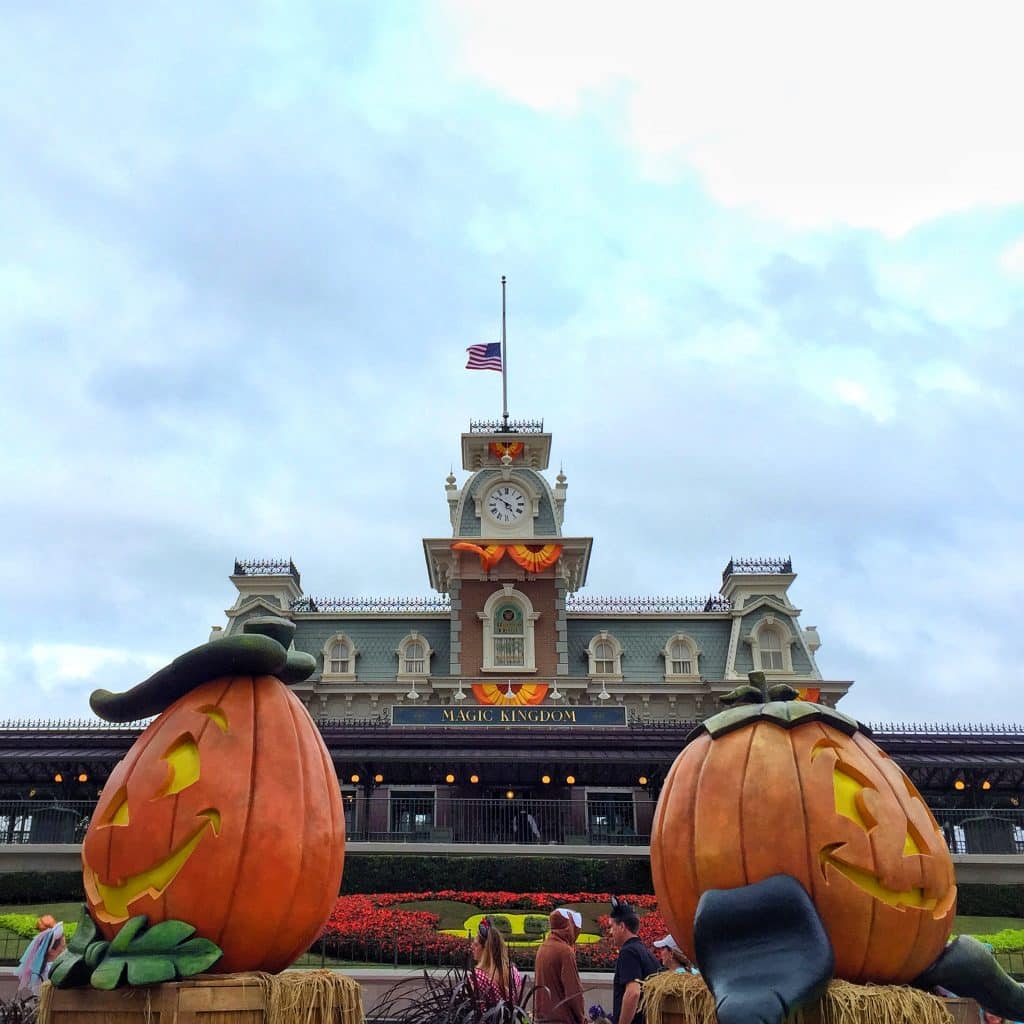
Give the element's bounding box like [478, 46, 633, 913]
[83, 674, 345, 974]
[650, 705, 956, 985]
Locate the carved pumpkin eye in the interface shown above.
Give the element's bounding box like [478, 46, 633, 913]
[159, 734, 201, 796]
[102, 788, 131, 827]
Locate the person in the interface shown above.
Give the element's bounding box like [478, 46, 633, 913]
[653, 934, 695, 973]
[534, 907, 585, 1024]
[470, 917, 525, 1007]
[608, 898, 660, 1024]
[16, 916, 66, 996]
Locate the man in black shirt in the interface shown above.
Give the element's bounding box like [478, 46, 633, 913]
[609, 897, 660, 1024]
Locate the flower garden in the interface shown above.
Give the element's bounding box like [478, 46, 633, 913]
[318, 890, 664, 969]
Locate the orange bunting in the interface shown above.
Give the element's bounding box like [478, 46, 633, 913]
[472, 682, 550, 706]
[797, 687, 821, 703]
[452, 541, 507, 571]
[489, 442, 524, 460]
[507, 544, 562, 572]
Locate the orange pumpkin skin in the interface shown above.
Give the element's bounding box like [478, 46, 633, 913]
[82, 674, 345, 974]
[651, 717, 956, 984]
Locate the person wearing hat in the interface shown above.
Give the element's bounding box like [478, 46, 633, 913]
[534, 907, 586, 1024]
[608, 898, 660, 1024]
[653, 934, 695, 974]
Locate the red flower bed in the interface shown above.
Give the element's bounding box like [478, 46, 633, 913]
[319, 891, 665, 970]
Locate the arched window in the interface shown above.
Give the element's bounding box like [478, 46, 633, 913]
[396, 633, 434, 679]
[747, 616, 795, 674]
[321, 634, 358, 680]
[662, 634, 700, 681]
[759, 627, 784, 670]
[586, 632, 623, 679]
[478, 586, 539, 673]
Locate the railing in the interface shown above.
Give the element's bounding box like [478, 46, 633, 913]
[469, 419, 544, 434]
[8, 801, 1024, 855]
[0, 797, 648, 848]
[0, 800, 93, 843]
[233, 558, 300, 583]
[722, 556, 793, 581]
[567, 595, 732, 613]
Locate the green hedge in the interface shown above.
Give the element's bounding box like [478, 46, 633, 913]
[340, 855, 653, 895]
[956, 885, 1024, 918]
[0, 872, 84, 904]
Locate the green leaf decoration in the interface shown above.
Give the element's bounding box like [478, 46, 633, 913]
[719, 684, 762, 706]
[768, 683, 801, 701]
[49, 905, 100, 988]
[88, 915, 222, 990]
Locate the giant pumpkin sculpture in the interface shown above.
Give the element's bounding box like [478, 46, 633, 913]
[650, 675, 1024, 1024]
[651, 679, 955, 984]
[81, 618, 345, 975]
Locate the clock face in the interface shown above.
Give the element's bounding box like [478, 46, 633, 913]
[485, 483, 527, 525]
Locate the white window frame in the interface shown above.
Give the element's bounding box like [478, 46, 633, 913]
[321, 633, 359, 681]
[396, 631, 434, 680]
[477, 585, 539, 673]
[662, 633, 701, 682]
[747, 615, 795, 674]
[586, 631, 623, 681]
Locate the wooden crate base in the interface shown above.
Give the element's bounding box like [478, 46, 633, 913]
[42, 972, 363, 1024]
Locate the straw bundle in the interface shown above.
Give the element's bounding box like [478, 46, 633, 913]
[641, 970, 955, 1024]
[257, 969, 364, 1024]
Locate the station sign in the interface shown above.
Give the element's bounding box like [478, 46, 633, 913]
[390, 705, 627, 727]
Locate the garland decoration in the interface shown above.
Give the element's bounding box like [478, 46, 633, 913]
[472, 682, 550, 706]
[507, 544, 562, 572]
[452, 542, 507, 571]
[489, 442, 524, 460]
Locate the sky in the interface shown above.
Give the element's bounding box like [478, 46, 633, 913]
[1, 2, 1022, 724]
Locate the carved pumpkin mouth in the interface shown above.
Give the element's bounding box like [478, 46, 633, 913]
[819, 842, 953, 915]
[88, 809, 221, 923]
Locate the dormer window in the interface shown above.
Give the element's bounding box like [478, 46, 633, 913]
[747, 615, 795, 674]
[662, 634, 700, 681]
[397, 633, 434, 679]
[587, 632, 623, 680]
[322, 634, 358, 681]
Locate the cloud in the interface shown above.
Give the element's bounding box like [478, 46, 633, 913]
[441, 0, 1024, 234]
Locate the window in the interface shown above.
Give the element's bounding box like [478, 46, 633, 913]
[494, 603, 525, 667]
[586, 631, 623, 679]
[330, 641, 351, 674]
[747, 615, 795, 673]
[586, 791, 638, 845]
[390, 790, 435, 838]
[662, 633, 700, 680]
[759, 628, 784, 670]
[396, 633, 434, 678]
[321, 634, 358, 680]
[478, 586, 539, 673]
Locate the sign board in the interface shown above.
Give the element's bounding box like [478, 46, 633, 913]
[391, 705, 627, 727]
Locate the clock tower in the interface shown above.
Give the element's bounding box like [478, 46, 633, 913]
[423, 420, 592, 683]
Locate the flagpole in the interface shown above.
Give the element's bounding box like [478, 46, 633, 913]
[500, 275, 509, 430]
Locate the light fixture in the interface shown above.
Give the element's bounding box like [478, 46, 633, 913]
[350, 773, 360, 784]
[550, 683, 563, 700]
[505, 790, 515, 800]
[445, 773, 456, 784]
[504, 679, 516, 699]
[78, 773, 88, 783]
[566, 775, 576, 785]
[454, 679, 466, 701]
[470, 774, 480, 784]
[954, 777, 967, 791]
[406, 681, 420, 700]
[54, 773, 63, 783]
[541, 775, 551, 785]
[374, 773, 384, 784]
[982, 779, 992, 790]
[638, 776, 648, 786]
[598, 681, 611, 701]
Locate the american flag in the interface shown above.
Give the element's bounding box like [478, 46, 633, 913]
[465, 342, 502, 371]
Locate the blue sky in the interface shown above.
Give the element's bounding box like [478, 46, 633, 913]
[1, 2, 1022, 723]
